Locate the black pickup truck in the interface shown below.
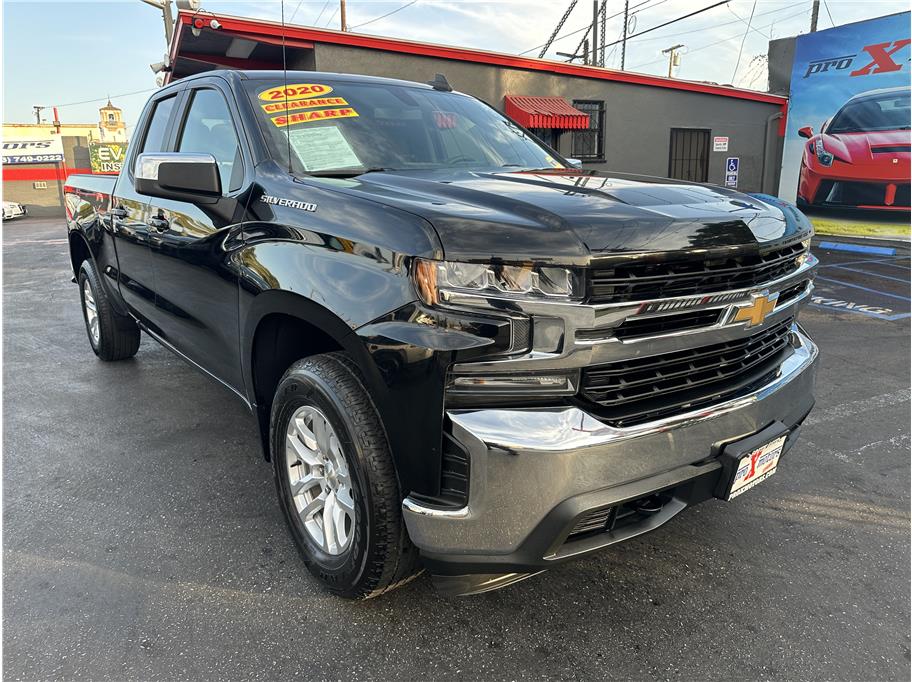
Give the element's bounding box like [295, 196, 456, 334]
[64, 69, 818, 598]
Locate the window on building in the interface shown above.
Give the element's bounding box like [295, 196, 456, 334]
[140, 95, 177, 154]
[177, 88, 243, 193]
[571, 100, 605, 162]
[668, 128, 711, 183]
[107, 113, 115, 122]
[530, 128, 561, 152]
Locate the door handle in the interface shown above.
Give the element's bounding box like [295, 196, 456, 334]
[148, 216, 170, 232]
[110, 207, 128, 219]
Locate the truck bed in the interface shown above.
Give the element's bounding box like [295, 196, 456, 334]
[64, 173, 116, 195]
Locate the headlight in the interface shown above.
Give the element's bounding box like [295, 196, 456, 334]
[814, 138, 834, 166]
[413, 258, 581, 305]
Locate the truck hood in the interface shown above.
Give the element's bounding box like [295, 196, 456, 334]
[331, 169, 811, 264]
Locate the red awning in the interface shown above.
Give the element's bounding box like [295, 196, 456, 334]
[504, 95, 589, 130]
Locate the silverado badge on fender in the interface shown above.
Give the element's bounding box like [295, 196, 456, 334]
[261, 194, 317, 212]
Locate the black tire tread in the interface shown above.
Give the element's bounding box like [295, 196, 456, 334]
[78, 259, 140, 361]
[279, 352, 421, 599]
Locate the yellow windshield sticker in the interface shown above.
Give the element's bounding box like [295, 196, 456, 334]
[271, 107, 360, 128]
[543, 154, 563, 168]
[261, 97, 349, 114]
[258, 83, 334, 102]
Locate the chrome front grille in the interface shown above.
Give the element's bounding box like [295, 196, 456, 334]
[580, 316, 795, 426]
[588, 243, 805, 304]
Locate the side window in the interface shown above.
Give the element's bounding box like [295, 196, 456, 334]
[178, 89, 242, 192]
[141, 96, 177, 154]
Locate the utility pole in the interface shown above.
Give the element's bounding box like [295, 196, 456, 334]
[662, 44, 684, 78]
[810, 0, 819, 32]
[591, 1, 599, 66]
[620, 0, 629, 70]
[32, 105, 45, 124]
[598, 0, 606, 66]
[139, 0, 175, 45]
[340, 0, 347, 31]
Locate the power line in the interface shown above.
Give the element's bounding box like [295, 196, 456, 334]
[628, 2, 795, 45]
[312, 0, 331, 25]
[519, 0, 650, 56]
[731, 0, 757, 82]
[289, 0, 306, 23]
[350, 0, 418, 30]
[538, 0, 580, 59]
[726, 4, 771, 40]
[630, 4, 809, 71]
[53, 88, 159, 109]
[822, 0, 836, 27]
[324, 4, 339, 27]
[601, 0, 731, 50]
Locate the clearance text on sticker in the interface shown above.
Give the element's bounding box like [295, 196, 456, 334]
[262, 97, 349, 114]
[271, 107, 360, 127]
[258, 83, 334, 102]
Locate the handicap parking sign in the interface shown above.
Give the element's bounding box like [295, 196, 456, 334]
[726, 157, 739, 173]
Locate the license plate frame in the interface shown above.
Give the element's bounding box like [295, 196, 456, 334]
[715, 422, 789, 501]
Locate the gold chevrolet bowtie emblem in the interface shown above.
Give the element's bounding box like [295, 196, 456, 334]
[733, 291, 779, 328]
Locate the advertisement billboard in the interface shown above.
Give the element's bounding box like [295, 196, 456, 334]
[778, 12, 910, 211]
[1, 137, 64, 165]
[89, 141, 128, 174]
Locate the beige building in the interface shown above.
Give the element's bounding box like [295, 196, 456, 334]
[2, 101, 129, 216]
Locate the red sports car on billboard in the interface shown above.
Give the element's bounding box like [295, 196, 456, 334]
[797, 86, 910, 211]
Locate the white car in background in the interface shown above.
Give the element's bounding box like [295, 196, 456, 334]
[2, 201, 27, 220]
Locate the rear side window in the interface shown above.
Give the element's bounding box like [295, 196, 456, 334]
[178, 89, 243, 192]
[141, 96, 176, 153]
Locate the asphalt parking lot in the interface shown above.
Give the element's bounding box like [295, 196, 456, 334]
[4, 217, 910, 681]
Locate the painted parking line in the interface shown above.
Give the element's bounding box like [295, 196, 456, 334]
[810, 297, 911, 321]
[824, 264, 911, 284]
[817, 241, 897, 256]
[816, 256, 911, 270]
[814, 276, 911, 302]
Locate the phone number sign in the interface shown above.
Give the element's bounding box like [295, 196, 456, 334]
[2, 139, 65, 165]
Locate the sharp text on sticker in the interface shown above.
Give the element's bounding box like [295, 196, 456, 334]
[271, 108, 360, 127]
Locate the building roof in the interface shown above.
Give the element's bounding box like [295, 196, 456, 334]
[168, 10, 787, 106]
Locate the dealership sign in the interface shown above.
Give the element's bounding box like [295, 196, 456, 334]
[803, 39, 911, 78]
[778, 12, 911, 204]
[2, 138, 64, 165]
[89, 142, 128, 174]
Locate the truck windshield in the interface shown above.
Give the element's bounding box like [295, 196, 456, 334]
[244, 78, 566, 175]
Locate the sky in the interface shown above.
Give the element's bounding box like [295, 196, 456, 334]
[3, 0, 909, 132]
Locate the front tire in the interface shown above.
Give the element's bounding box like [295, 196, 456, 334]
[78, 259, 140, 361]
[270, 353, 420, 599]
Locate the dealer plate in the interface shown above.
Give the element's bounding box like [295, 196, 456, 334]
[726, 434, 787, 500]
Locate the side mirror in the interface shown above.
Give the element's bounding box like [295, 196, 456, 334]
[565, 157, 583, 169]
[134, 152, 221, 203]
[797, 126, 814, 139]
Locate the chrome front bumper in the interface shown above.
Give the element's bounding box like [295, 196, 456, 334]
[403, 324, 818, 571]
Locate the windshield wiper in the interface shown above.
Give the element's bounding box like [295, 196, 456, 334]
[306, 167, 394, 178]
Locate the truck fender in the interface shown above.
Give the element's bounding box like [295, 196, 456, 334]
[240, 290, 393, 461]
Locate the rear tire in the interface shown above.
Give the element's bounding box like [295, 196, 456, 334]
[78, 259, 140, 361]
[270, 352, 421, 599]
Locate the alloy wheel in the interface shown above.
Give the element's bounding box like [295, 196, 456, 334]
[82, 279, 100, 345]
[284, 405, 356, 555]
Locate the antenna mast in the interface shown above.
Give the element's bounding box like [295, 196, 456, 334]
[281, 0, 292, 173]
